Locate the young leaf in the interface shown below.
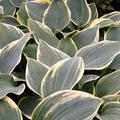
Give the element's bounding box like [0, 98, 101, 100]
[43, 0, 71, 31]
[100, 102, 120, 120]
[0, 96, 23, 120]
[26, 58, 49, 95]
[72, 26, 99, 49]
[96, 70, 120, 97]
[76, 41, 120, 70]
[67, 0, 91, 27]
[32, 90, 103, 120]
[18, 96, 41, 119]
[41, 57, 84, 97]
[37, 40, 69, 67]
[0, 22, 23, 49]
[0, 73, 25, 99]
[0, 33, 31, 74]
[28, 19, 59, 47]
[25, 1, 48, 22]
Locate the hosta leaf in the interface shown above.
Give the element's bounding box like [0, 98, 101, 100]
[80, 82, 95, 94]
[102, 94, 120, 104]
[0, 16, 20, 26]
[72, 26, 99, 49]
[41, 57, 84, 97]
[105, 26, 120, 41]
[0, 5, 4, 18]
[89, 3, 98, 21]
[67, 0, 91, 27]
[32, 90, 103, 120]
[18, 96, 41, 119]
[0, 33, 31, 74]
[10, 0, 24, 7]
[0, 0, 16, 15]
[24, 43, 37, 59]
[17, 2, 28, 26]
[43, 0, 71, 31]
[0, 23, 23, 49]
[76, 41, 120, 70]
[0, 96, 23, 120]
[37, 40, 69, 67]
[0, 73, 25, 99]
[109, 54, 120, 70]
[28, 19, 59, 47]
[102, 11, 120, 23]
[25, 1, 48, 22]
[100, 102, 120, 120]
[96, 70, 120, 97]
[57, 38, 77, 57]
[78, 74, 99, 88]
[26, 58, 49, 95]
[87, 18, 117, 29]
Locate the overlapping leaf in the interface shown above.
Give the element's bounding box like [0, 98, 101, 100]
[0, 33, 31, 74]
[0, 96, 23, 120]
[89, 3, 98, 21]
[0, 23, 23, 48]
[0, 0, 16, 15]
[87, 18, 117, 29]
[18, 96, 41, 119]
[78, 74, 99, 88]
[57, 37, 77, 56]
[43, 0, 71, 31]
[102, 11, 120, 23]
[72, 26, 99, 49]
[67, 0, 91, 27]
[28, 19, 59, 47]
[100, 102, 120, 120]
[76, 41, 120, 70]
[24, 43, 37, 59]
[26, 58, 49, 95]
[41, 57, 84, 97]
[32, 90, 103, 120]
[0, 73, 25, 99]
[105, 26, 120, 41]
[17, 2, 28, 26]
[0, 16, 20, 26]
[37, 40, 69, 67]
[25, 1, 48, 22]
[96, 70, 120, 97]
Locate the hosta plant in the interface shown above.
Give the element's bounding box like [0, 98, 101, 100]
[0, 0, 120, 120]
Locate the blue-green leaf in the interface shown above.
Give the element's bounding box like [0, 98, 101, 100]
[37, 40, 69, 66]
[32, 90, 103, 120]
[26, 58, 49, 95]
[67, 0, 91, 27]
[25, 1, 48, 22]
[0, 33, 31, 74]
[41, 57, 84, 97]
[43, 0, 71, 31]
[0, 96, 23, 120]
[28, 19, 59, 47]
